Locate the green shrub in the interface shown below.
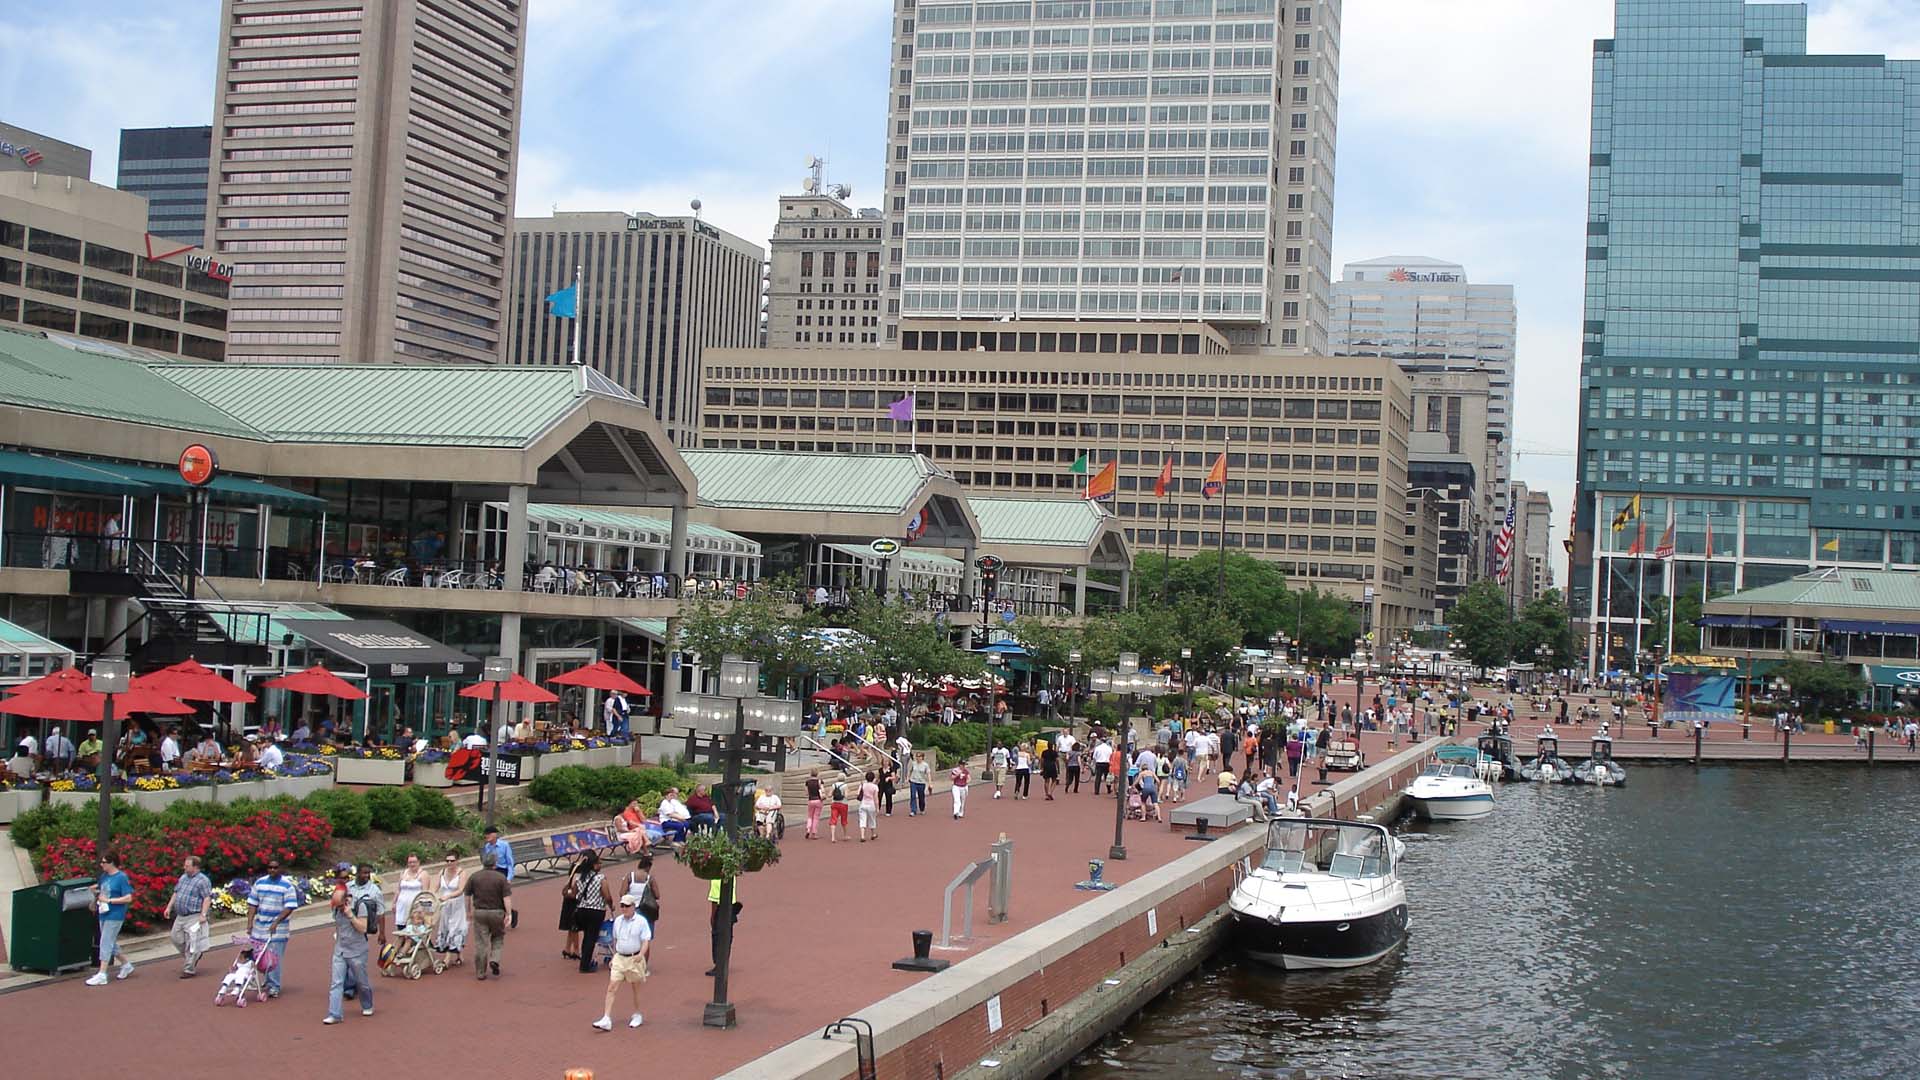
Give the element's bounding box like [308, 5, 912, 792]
[405, 785, 460, 828]
[381, 839, 444, 867]
[529, 765, 592, 811]
[583, 768, 652, 812]
[303, 789, 372, 839]
[9, 802, 91, 853]
[631, 766, 683, 793]
[365, 787, 415, 833]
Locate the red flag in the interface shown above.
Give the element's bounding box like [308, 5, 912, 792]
[1654, 522, 1675, 559]
[1703, 520, 1713, 559]
[1154, 453, 1173, 498]
[1201, 453, 1227, 499]
[1083, 460, 1117, 501]
[1626, 518, 1647, 557]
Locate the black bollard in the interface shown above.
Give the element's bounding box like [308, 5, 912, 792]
[1868, 729, 1875, 764]
[1782, 726, 1791, 764]
[892, 928, 949, 972]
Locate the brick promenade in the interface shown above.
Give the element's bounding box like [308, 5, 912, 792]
[1, 775, 1202, 1080]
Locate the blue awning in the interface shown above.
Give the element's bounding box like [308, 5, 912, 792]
[1698, 615, 1782, 628]
[1824, 619, 1920, 635]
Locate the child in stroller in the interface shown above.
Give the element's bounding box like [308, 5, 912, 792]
[214, 934, 277, 1006]
[382, 892, 442, 979]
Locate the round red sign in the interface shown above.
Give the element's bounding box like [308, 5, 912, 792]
[178, 444, 219, 487]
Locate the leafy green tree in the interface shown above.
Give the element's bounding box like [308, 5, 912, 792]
[1290, 587, 1363, 661]
[674, 574, 819, 695]
[1511, 589, 1577, 670]
[1646, 589, 1722, 655]
[842, 591, 984, 689]
[1447, 580, 1515, 673]
[1133, 551, 1291, 644]
[1773, 659, 1868, 720]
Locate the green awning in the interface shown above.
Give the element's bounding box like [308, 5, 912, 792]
[0, 448, 153, 497]
[1868, 665, 1920, 688]
[207, 603, 351, 647]
[86, 460, 326, 511]
[617, 618, 669, 643]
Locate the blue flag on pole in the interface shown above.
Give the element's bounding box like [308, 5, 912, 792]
[545, 283, 577, 318]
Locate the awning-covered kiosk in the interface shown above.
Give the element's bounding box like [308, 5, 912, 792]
[282, 618, 481, 741]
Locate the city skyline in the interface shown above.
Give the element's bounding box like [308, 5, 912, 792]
[5, 0, 1920, 570]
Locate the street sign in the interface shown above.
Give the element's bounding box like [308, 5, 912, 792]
[870, 538, 902, 557]
[975, 554, 1004, 572]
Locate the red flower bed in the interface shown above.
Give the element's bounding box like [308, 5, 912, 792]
[40, 807, 332, 929]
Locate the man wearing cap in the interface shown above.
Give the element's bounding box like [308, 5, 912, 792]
[76, 728, 103, 769]
[591, 893, 652, 1031]
[323, 864, 387, 1025]
[481, 826, 515, 881]
[247, 858, 301, 997]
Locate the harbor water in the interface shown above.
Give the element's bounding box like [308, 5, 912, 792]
[1073, 764, 1920, 1080]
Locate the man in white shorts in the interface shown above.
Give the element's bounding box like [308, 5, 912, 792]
[591, 895, 651, 1032]
[989, 743, 1010, 799]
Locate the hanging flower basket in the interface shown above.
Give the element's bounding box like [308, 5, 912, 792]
[677, 829, 743, 880]
[739, 834, 782, 873]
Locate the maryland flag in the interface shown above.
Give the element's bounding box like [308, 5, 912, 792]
[1201, 452, 1227, 499]
[1154, 453, 1174, 499]
[1610, 494, 1641, 532]
[1083, 460, 1117, 501]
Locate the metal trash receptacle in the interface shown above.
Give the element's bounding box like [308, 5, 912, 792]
[10, 877, 98, 974]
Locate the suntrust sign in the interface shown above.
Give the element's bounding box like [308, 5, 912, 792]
[1386, 267, 1462, 283]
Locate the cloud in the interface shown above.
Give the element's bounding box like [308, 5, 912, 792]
[1808, 0, 1920, 56]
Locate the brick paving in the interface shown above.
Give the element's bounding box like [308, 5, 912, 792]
[1, 775, 1202, 1080]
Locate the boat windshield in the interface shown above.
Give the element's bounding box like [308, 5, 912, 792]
[1264, 819, 1393, 875]
[1419, 763, 1478, 779]
[1538, 736, 1558, 754]
[1260, 848, 1308, 873]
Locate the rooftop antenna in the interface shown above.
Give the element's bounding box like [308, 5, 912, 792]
[804, 154, 827, 195]
[690, 198, 702, 221]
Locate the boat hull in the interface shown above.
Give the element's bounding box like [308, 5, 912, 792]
[1406, 792, 1494, 820]
[1233, 904, 1410, 970]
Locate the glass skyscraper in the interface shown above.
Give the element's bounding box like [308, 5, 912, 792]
[1574, 0, 1920, 673]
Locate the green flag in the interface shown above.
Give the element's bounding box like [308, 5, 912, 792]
[1069, 453, 1089, 474]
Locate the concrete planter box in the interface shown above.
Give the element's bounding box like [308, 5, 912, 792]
[269, 774, 333, 800]
[333, 757, 408, 786]
[589, 746, 626, 769]
[0, 789, 30, 823]
[129, 786, 213, 812]
[414, 760, 453, 788]
[213, 779, 271, 804]
[542, 750, 590, 772]
[48, 790, 97, 811]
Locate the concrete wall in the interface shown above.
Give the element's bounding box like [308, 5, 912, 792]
[721, 738, 1444, 1080]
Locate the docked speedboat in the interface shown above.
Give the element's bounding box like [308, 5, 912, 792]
[1476, 728, 1521, 781]
[1229, 818, 1410, 970]
[1404, 761, 1495, 820]
[1519, 731, 1573, 784]
[1574, 730, 1627, 786]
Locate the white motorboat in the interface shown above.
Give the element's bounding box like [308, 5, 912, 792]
[1519, 731, 1574, 784]
[1229, 818, 1410, 970]
[1404, 761, 1495, 820]
[1574, 731, 1628, 786]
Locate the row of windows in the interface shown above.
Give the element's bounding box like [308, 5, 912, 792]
[708, 361, 1380, 394]
[0, 295, 222, 358]
[0, 224, 229, 298]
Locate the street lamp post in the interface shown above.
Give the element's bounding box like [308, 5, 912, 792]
[1180, 646, 1193, 715]
[480, 655, 511, 829]
[985, 652, 1004, 745]
[1103, 653, 1168, 862]
[692, 656, 802, 1030]
[91, 658, 130, 856]
[1067, 649, 1082, 733]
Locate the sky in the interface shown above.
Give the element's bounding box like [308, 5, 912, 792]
[6, 0, 1920, 582]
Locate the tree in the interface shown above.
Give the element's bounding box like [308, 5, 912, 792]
[1512, 590, 1577, 671]
[842, 591, 984, 688]
[1447, 580, 1515, 673]
[1645, 589, 1721, 656]
[673, 574, 821, 696]
[1773, 659, 1868, 720]
[1290, 587, 1364, 661]
[1133, 551, 1291, 644]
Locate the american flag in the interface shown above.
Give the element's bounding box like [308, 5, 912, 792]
[1494, 503, 1516, 583]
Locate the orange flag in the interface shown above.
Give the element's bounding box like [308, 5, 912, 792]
[1083, 460, 1117, 501]
[1626, 518, 1647, 556]
[1703, 520, 1713, 559]
[1654, 522, 1675, 559]
[1201, 452, 1227, 499]
[1154, 453, 1173, 498]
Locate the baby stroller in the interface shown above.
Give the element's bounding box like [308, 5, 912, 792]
[385, 892, 443, 979]
[214, 934, 276, 1006]
[592, 914, 618, 970]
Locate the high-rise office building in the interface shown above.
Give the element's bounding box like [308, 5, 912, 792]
[880, 0, 1340, 350]
[505, 211, 763, 445]
[0, 122, 91, 181]
[1573, 0, 1920, 672]
[764, 187, 885, 349]
[1331, 256, 1515, 533]
[117, 126, 214, 247]
[1522, 484, 1552, 603]
[205, 0, 527, 364]
[1405, 368, 1491, 615]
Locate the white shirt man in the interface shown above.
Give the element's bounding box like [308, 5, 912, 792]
[1133, 746, 1159, 777]
[159, 731, 181, 769]
[896, 734, 912, 767]
[603, 694, 620, 734]
[1037, 687, 1052, 711]
[1091, 738, 1113, 770]
[257, 740, 285, 772]
[19, 732, 39, 765]
[1055, 731, 1076, 755]
[460, 731, 488, 750]
[44, 729, 74, 769]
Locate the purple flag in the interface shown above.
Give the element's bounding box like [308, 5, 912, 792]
[888, 393, 915, 422]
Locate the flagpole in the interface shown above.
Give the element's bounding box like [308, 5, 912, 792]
[1161, 443, 1173, 601]
[1665, 508, 1677, 658]
[571, 264, 582, 367]
[1633, 538, 1646, 677]
[1215, 432, 1229, 606]
[1702, 519, 1712, 609]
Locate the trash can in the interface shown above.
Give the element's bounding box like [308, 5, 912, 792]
[1823, 720, 1835, 735]
[10, 877, 99, 974]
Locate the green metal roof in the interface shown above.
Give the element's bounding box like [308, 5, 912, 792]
[0, 615, 72, 653]
[524, 503, 756, 549]
[823, 542, 962, 571]
[682, 450, 941, 514]
[0, 328, 262, 437]
[78, 458, 325, 510]
[969, 496, 1111, 547]
[1714, 568, 1920, 611]
[0, 448, 153, 497]
[616, 617, 669, 642]
[206, 603, 351, 647]
[151, 364, 594, 447]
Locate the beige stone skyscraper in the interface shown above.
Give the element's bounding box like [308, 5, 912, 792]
[205, 0, 526, 364]
[879, 0, 1341, 351]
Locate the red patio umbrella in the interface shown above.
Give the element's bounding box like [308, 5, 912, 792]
[0, 686, 193, 723]
[3, 666, 90, 696]
[134, 658, 257, 704]
[545, 660, 651, 696]
[457, 673, 559, 704]
[812, 684, 865, 704]
[857, 681, 897, 701]
[261, 665, 369, 701]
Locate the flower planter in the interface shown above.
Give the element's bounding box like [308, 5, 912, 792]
[543, 749, 590, 771]
[278, 773, 334, 800]
[333, 757, 408, 786]
[0, 789, 24, 823]
[129, 786, 212, 812]
[414, 760, 453, 788]
[213, 779, 271, 804]
[48, 790, 97, 811]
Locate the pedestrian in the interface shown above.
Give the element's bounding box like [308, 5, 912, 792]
[323, 863, 386, 1025]
[465, 854, 513, 980]
[878, 761, 898, 817]
[433, 851, 468, 966]
[622, 853, 662, 933]
[164, 854, 213, 977]
[1286, 731, 1303, 777]
[858, 770, 881, 841]
[1065, 745, 1083, 793]
[1169, 751, 1187, 802]
[592, 894, 652, 1031]
[247, 858, 300, 997]
[1013, 743, 1033, 799]
[1040, 741, 1059, 799]
[950, 759, 971, 818]
[829, 774, 850, 842]
[568, 850, 611, 972]
[990, 742, 1010, 799]
[481, 826, 516, 882]
[1091, 736, 1112, 795]
[84, 852, 134, 986]
[908, 751, 931, 815]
